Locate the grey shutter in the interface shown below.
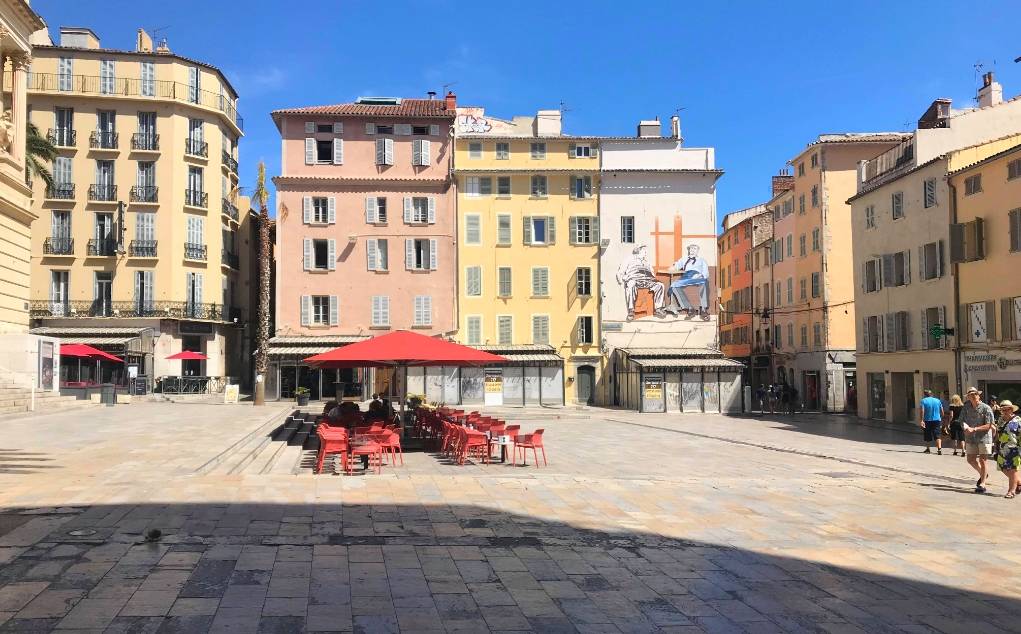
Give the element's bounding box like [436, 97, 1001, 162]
[958, 304, 970, 344]
[937, 240, 945, 277]
[303, 196, 312, 223]
[365, 197, 377, 223]
[591, 217, 600, 243]
[902, 250, 911, 285]
[412, 140, 421, 166]
[918, 245, 926, 281]
[974, 217, 985, 259]
[429, 238, 438, 270]
[375, 138, 385, 164]
[304, 122, 315, 134]
[547, 217, 556, 244]
[303, 238, 312, 270]
[569, 217, 578, 245]
[333, 122, 343, 134]
[569, 143, 576, 158]
[584, 176, 592, 197]
[523, 216, 532, 245]
[1011, 210, 1021, 252]
[396, 124, 411, 136]
[144, 271, 153, 311]
[365, 123, 376, 135]
[329, 296, 339, 325]
[420, 140, 431, 166]
[1001, 298, 1014, 341]
[569, 176, 577, 198]
[300, 295, 310, 326]
[327, 239, 336, 270]
[405, 239, 414, 270]
[882, 254, 894, 286]
[194, 274, 203, 306]
[366, 239, 378, 271]
[333, 138, 343, 164]
[328, 198, 336, 224]
[304, 138, 314, 165]
[938, 306, 946, 348]
[921, 309, 929, 350]
[986, 300, 997, 342]
[884, 313, 895, 352]
[950, 223, 965, 262]
[591, 143, 598, 157]
[901, 311, 911, 350]
[427, 197, 436, 224]
[429, 124, 439, 136]
[403, 197, 412, 223]
[862, 318, 869, 352]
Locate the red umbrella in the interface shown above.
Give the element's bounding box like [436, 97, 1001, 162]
[304, 330, 507, 368]
[59, 343, 123, 363]
[166, 350, 207, 361]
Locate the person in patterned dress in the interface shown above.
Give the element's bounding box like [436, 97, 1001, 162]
[994, 399, 1021, 499]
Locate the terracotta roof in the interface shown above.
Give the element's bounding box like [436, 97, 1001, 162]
[272, 99, 455, 119]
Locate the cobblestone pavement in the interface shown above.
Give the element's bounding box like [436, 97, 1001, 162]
[0, 402, 1018, 633]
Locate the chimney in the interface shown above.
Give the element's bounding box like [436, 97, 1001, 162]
[918, 98, 952, 129]
[427, 91, 436, 100]
[535, 110, 562, 136]
[136, 28, 153, 53]
[670, 114, 682, 142]
[155, 38, 172, 55]
[771, 169, 795, 196]
[444, 91, 456, 111]
[59, 26, 100, 49]
[637, 118, 661, 138]
[977, 71, 1003, 108]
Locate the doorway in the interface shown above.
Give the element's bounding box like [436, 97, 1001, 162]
[803, 371, 821, 411]
[181, 335, 203, 376]
[576, 365, 595, 405]
[869, 372, 886, 420]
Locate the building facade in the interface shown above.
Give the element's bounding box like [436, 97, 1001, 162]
[26, 26, 246, 389]
[749, 194, 777, 393]
[719, 204, 764, 378]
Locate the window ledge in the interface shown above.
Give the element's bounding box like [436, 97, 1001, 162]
[411, 325, 432, 329]
[370, 269, 390, 274]
[369, 325, 391, 330]
[306, 268, 331, 274]
[531, 295, 550, 299]
[305, 221, 333, 227]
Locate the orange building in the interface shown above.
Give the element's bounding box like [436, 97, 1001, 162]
[719, 205, 764, 375]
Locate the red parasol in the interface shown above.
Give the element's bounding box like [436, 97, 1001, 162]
[59, 343, 124, 363]
[166, 350, 208, 361]
[304, 330, 507, 368]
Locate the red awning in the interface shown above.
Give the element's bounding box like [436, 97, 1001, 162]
[166, 350, 208, 361]
[304, 330, 507, 368]
[59, 343, 124, 363]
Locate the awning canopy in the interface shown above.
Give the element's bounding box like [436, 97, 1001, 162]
[59, 343, 124, 363]
[305, 330, 508, 368]
[631, 357, 745, 370]
[166, 350, 207, 361]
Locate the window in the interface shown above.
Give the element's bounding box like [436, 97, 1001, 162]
[577, 316, 594, 345]
[465, 266, 482, 296]
[891, 191, 904, 219]
[801, 325, 809, 349]
[531, 267, 550, 297]
[799, 195, 805, 214]
[572, 144, 592, 158]
[497, 267, 512, 297]
[466, 316, 482, 345]
[784, 199, 793, 216]
[366, 238, 388, 271]
[311, 296, 330, 325]
[812, 228, 821, 251]
[950, 218, 985, 263]
[570, 217, 598, 244]
[495, 142, 509, 160]
[786, 234, 792, 257]
[774, 325, 782, 348]
[865, 205, 876, 229]
[405, 196, 434, 224]
[1001, 298, 1021, 342]
[479, 177, 492, 196]
[799, 234, 806, 256]
[576, 267, 592, 296]
[468, 142, 482, 159]
[465, 176, 481, 197]
[304, 238, 334, 271]
[532, 315, 550, 344]
[864, 258, 881, 293]
[375, 137, 394, 165]
[411, 139, 431, 166]
[497, 176, 511, 196]
[923, 306, 946, 349]
[1009, 159, 1021, 181]
[496, 214, 511, 245]
[184, 215, 203, 250]
[524, 216, 555, 245]
[800, 278, 807, 300]
[798, 163, 805, 176]
[923, 178, 937, 208]
[920, 240, 945, 280]
[188, 66, 200, 103]
[811, 272, 821, 298]
[58, 57, 72, 91]
[497, 316, 513, 344]
[787, 323, 794, 347]
[464, 214, 481, 245]
[810, 153, 818, 168]
[964, 174, 982, 196]
[884, 251, 911, 289]
[413, 296, 432, 326]
[134, 270, 154, 312]
[412, 125, 430, 136]
[530, 175, 548, 197]
[375, 124, 394, 135]
[813, 323, 823, 348]
[571, 175, 592, 199]
[312, 197, 329, 224]
[365, 197, 387, 224]
[775, 283, 781, 307]
[99, 60, 114, 94]
[530, 142, 546, 159]
[1010, 209, 1021, 253]
[811, 185, 819, 207]
[864, 315, 881, 352]
[140, 61, 154, 96]
[406, 238, 436, 270]
[371, 296, 390, 327]
[786, 277, 793, 304]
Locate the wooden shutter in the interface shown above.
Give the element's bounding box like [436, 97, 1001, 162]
[381, 296, 390, 325]
[884, 313, 895, 352]
[1010, 210, 1021, 252]
[986, 300, 997, 342]
[427, 197, 436, 224]
[959, 304, 970, 344]
[950, 223, 965, 263]
[569, 176, 577, 198]
[375, 138, 385, 164]
[429, 239, 438, 270]
[384, 138, 394, 165]
[333, 122, 344, 134]
[365, 197, 377, 224]
[366, 239, 378, 271]
[420, 140, 431, 166]
[902, 250, 911, 285]
[937, 306, 946, 348]
[591, 144, 598, 157]
[920, 309, 929, 350]
[421, 296, 432, 325]
[143, 271, 153, 310]
[591, 217, 600, 243]
[365, 123, 376, 135]
[300, 295, 310, 326]
[305, 138, 314, 165]
[974, 218, 985, 259]
[547, 217, 556, 244]
[333, 138, 343, 164]
[403, 197, 412, 224]
[522, 216, 532, 245]
[569, 143, 576, 158]
[1001, 298, 1015, 341]
[303, 238, 312, 270]
[862, 318, 870, 351]
[936, 240, 945, 277]
[329, 296, 339, 325]
[882, 254, 894, 286]
[304, 122, 315, 134]
[405, 239, 414, 269]
[327, 198, 336, 224]
[429, 124, 439, 136]
[569, 217, 578, 245]
[396, 124, 411, 136]
[303, 196, 312, 223]
[327, 240, 336, 270]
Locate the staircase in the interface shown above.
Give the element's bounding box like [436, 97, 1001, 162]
[202, 410, 320, 476]
[0, 385, 93, 417]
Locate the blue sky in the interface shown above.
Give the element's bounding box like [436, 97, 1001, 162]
[33, 0, 1021, 228]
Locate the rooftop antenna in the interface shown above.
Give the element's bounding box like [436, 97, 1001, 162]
[442, 81, 457, 95]
[150, 25, 169, 40]
[559, 100, 572, 127]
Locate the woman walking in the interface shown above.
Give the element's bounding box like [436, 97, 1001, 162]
[947, 394, 965, 456]
[994, 400, 1021, 499]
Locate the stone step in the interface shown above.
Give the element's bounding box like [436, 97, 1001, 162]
[248, 420, 302, 475]
[193, 409, 298, 476]
[268, 442, 306, 475]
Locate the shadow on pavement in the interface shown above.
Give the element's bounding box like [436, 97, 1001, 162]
[0, 449, 56, 475]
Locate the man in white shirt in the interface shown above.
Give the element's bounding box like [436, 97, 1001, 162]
[669, 244, 710, 320]
[616, 245, 666, 321]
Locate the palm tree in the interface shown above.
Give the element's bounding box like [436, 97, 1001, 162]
[26, 122, 56, 188]
[253, 161, 271, 406]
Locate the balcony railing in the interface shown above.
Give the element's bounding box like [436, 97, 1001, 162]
[185, 138, 208, 157]
[130, 185, 158, 203]
[185, 189, 208, 208]
[131, 133, 160, 151]
[221, 248, 239, 269]
[128, 240, 157, 257]
[47, 128, 76, 147]
[45, 183, 75, 200]
[221, 197, 238, 222]
[43, 237, 74, 255]
[89, 130, 119, 150]
[221, 150, 238, 173]
[859, 138, 916, 191]
[26, 73, 244, 132]
[88, 184, 117, 202]
[184, 242, 207, 260]
[86, 238, 117, 256]
[30, 300, 239, 321]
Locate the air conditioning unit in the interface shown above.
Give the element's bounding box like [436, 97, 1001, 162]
[599, 238, 610, 248]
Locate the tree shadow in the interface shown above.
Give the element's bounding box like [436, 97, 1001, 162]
[0, 449, 56, 475]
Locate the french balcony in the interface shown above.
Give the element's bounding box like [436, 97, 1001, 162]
[184, 138, 208, 158]
[221, 197, 238, 222]
[185, 189, 208, 208]
[129, 185, 158, 203]
[89, 130, 119, 150]
[88, 184, 117, 202]
[184, 242, 207, 261]
[43, 237, 74, 255]
[30, 300, 237, 321]
[86, 238, 117, 256]
[128, 240, 157, 257]
[46, 128, 76, 147]
[221, 248, 239, 269]
[131, 133, 160, 151]
[221, 150, 238, 173]
[45, 183, 75, 200]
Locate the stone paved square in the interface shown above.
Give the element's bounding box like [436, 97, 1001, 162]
[0, 401, 1019, 632]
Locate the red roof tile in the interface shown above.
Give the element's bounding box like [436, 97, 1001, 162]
[272, 98, 454, 119]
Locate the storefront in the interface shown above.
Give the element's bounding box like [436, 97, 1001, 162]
[29, 326, 154, 392]
[962, 350, 1021, 404]
[266, 335, 371, 402]
[613, 348, 744, 413]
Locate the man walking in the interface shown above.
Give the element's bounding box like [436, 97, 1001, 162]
[961, 387, 996, 493]
[919, 389, 945, 454]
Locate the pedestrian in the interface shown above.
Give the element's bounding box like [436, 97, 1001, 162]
[993, 399, 1021, 498]
[789, 385, 799, 415]
[989, 395, 1001, 418]
[947, 394, 965, 457]
[755, 385, 765, 414]
[919, 389, 945, 455]
[780, 384, 790, 416]
[961, 387, 996, 493]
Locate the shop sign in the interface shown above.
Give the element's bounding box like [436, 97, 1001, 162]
[643, 375, 663, 400]
[224, 384, 240, 404]
[964, 352, 1021, 373]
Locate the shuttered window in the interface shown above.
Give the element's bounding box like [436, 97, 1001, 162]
[496, 215, 512, 245]
[891, 191, 904, 219]
[497, 267, 512, 297]
[465, 266, 482, 296]
[99, 60, 115, 94]
[366, 238, 388, 271]
[412, 139, 431, 166]
[923, 178, 937, 208]
[58, 57, 73, 91]
[375, 138, 394, 165]
[465, 215, 481, 244]
[497, 316, 513, 345]
[531, 267, 550, 297]
[466, 316, 482, 345]
[1009, 209, 1021, 253]
[919, 241, 945, 280]
[140, 61, 154, 96]
[532, 315, 550, 345]
[950, 218, 985, 263]
[577, 316, 594, 345]
[371, 296, 390, 327]
[413, 296, 432, 326]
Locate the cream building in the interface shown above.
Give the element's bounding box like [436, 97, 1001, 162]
[25, 26, 247, 391]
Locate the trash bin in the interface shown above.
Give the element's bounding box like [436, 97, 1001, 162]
[100, 383, 116, 407]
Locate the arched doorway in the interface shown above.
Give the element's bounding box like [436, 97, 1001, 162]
[576, 365, 595, 405]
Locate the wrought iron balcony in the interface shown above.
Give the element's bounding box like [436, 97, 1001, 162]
[185, 138, 208, 157]
[45, 183, 75, 200]
[130, 185, 158, 203]
[86, 238, 117, 256]
[221, 197, 238, 222]
[221, 150, 238, 173]
[88, 184, 117, 202]
[43, 237, 74, 255]
[185, 189, 208, 208]
[47, 128, 76, 147]
[89, 130, 119, 150]
[30, 300, 237, 321]
[221, 248, 239, 269]
[128, 240, 157, 257]
[131, 133, 159, 151]
[184, 242, 207, 260]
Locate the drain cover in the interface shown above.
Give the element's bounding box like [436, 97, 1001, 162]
[68, 529, 97, 537]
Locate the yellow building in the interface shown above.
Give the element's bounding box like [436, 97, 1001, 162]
[26, 26, 247, 390]
[453, 108, 600, 405]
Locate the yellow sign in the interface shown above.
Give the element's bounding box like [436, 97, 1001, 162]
[644, 386, 663, 400]
[223, 384, 240, 404]
[484, 377, 503, 393]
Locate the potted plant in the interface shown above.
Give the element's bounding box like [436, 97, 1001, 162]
[407, 393, 424, 410]
[295, 386, 310, 406]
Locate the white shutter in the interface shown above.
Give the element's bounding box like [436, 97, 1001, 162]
[422, 296, 432, 325]
[366, 123, 376, 135]
[333, 138, 344, 164]
[303, 196, 312, 223]
[429, 124, 440, 136]
[523, 216, 532, 245]
[375, 138, 385, 164]
[412, 140, 422, 166]
[403, 197, 413, 224]
[427, 197, 436, 224]
[143, 271, 153, 310]
[396, 124, 411, 136]
[384, 138, 394, 165]
[405, 239, 414, 269]
[429, 239, 438, 270]
[365, 197, 377, 223]
[327, 239, 336, 270]
[303, 238, 313, 270]
[333, 122, 344, 134]
[569, 217, 578, 245]
[329, 296, 339, 325]
[305, 138, 315, 165]
[304, 122, 315, 134]
[367, 238, 378, 270]
[420, 140, 431, 166]
[382, 296, 390, 325]
[300, 295, 310, 326]
[195, 273, 203, 305]
[327, 197, 336, 224]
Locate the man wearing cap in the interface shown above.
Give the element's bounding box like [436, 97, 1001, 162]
[919, 389, 945, 454]
[962, 387, 996, 493]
